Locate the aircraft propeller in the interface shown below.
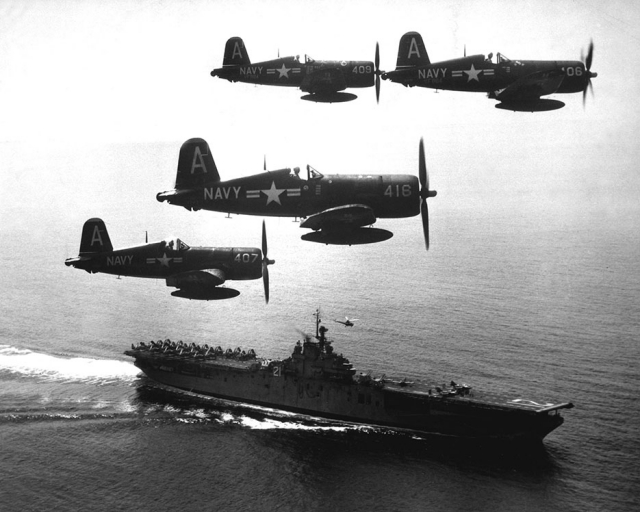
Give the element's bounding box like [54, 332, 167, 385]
[262, 220, 275, 303]
[581, 40, 597, 106]
[418, 138, 437, 250]
[375, 42, 381, 103]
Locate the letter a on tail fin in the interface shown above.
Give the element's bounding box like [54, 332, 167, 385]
[79, 218, 113, 255]
[223, 36, 251, 67]
[175, 138, 221, 189]
[396, 32, 430, 69]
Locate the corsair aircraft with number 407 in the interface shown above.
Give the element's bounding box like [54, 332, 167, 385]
[211, 36, 382, 103]
[382, 31, 596, 112]
[65, 218, 274, 302]
[156, 138, 437, 249]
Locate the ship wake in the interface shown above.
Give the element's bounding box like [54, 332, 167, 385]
[0, 344, 140, 384]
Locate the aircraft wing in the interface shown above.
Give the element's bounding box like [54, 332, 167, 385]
[300, 67, 348, 94]
[300, 204, 376, 231]
[166, 269, 226, 289]
[166, 269, 241, 300]
[494, 70, 565, 101]
[299, 204, 393, 245]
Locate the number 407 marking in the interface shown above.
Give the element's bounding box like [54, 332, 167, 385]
[234, 253, 259, 263]
[384, 184, 412, 197]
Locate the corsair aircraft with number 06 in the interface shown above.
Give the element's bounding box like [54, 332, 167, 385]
[382, 31, 596, 111]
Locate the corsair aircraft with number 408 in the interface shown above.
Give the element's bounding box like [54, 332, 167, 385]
[156, 138, 437, 249]
[211, 36, 382, 103]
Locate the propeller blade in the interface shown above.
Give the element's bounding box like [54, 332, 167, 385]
[375, 42, 381, 104]
[586, 40, 594, 71]
[262, 219, 267, 258]
[264, 155, 267, 171]
[581, 40, 596, 108]
[261, 220, 274, 304]
[263, 263, 269, 304]
[421, 200, 430, 250]
[419, 137, 427, 191]
[418, 138, 436, 251]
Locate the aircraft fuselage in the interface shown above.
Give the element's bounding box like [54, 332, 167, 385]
[158, 168, 420, 219]
[71, 242, 263, 281]
[383, 54, 589, 94]
[213, 56, 375, 93]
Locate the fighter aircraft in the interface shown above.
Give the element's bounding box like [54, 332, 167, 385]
[382, 31, 597, 112]
[156, 138, 437, 249]
[210, 36, 381, 103]
[64, 218, 274, 302]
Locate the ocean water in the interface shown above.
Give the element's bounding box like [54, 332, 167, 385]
[1, 148, 639, 511]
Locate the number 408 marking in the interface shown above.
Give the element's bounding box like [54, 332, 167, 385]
[234, 253, 259, 263]
[384, 184, 412, 197]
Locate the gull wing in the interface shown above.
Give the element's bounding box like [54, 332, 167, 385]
[494, 70, 565, 101]
[300, 66, 348, 94]
[300, 204, 376, 231]
[166, 269, 240, 300]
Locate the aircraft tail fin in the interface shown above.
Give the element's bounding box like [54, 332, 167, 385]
[396, 32, 430, 68]
[222, 36, 251, 66]
[175, 138, 221, 189]
[79, 218, 113, 255]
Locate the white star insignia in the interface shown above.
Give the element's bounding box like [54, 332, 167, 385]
[157, 253, 172, 267]
[276, 64, 291, 78]
[262, 182, 285, 205]
[464, 64, 481, 82]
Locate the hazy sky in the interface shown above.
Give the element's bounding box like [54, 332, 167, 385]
[1, 0, 639, 243]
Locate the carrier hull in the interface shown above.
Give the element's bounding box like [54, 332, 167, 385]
[126, 320, 572, 443]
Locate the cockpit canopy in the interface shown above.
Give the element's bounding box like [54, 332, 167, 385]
[497, 53, 510, 64]
[162, 238, 189, 252]
[286, 165, 323, 180]
[307, 165, 323, 179]
[295, 55, 315, 64]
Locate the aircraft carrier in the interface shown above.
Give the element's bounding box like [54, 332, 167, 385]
[125, 311, 573, 442]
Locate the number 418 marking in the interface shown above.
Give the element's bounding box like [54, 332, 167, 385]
[234, 253, 259, 263]
[384, 184, 412, 197]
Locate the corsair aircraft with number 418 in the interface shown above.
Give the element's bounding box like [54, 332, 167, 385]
[211, 36, 382, 103]
[65, 218, 274, 302]
[156, 138, 437, 249]
[382, 31, 596, 112]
